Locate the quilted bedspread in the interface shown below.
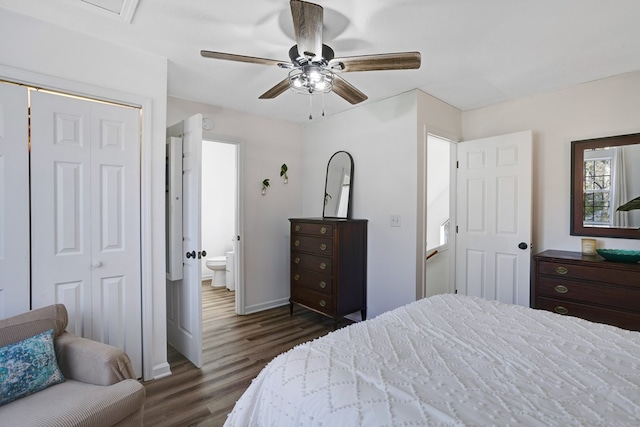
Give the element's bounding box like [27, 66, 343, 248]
[224, 294, 640, 426]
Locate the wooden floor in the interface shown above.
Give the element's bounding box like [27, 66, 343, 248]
[143, 282, 352, 427]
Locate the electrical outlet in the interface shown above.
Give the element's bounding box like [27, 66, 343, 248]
[390, 215, 401, 227]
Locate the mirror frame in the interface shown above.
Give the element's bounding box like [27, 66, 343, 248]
[570, 132, 640, 239]
[323, 151, 354, 219]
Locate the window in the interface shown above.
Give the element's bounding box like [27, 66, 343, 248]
[583, 152, 612, 225]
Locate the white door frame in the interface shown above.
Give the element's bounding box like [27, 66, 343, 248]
[201, 131, 245, 315]
[417, 126, 459, 300]
[0, 65, 161, 381]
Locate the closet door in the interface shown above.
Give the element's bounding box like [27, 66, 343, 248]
[0, 83, 29, 318]
[30, 91, 142, 377]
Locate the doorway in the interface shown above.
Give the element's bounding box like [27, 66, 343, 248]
[424, 134, 455, 298]
[201, 139, 238, 300]
[166, 114, 244, 369]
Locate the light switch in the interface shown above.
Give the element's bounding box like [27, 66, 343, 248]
[390, 215, 401, 227]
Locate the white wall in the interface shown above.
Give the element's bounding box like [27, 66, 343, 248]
[303, 90, 462, 318]
[0, 9, 170, 380]
[201, 141, 236, 279]
[167, 97, 304, 312]
[462, 71, 640, 252]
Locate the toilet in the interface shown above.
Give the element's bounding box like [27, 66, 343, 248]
[205, 256, 227, 288]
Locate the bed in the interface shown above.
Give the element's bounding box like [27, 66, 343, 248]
[224, 294, 640, 426]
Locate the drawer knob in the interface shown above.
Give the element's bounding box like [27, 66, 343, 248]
[295, 225, 301, 231]
[555, 266, 568, 275]
[320, 243, 327, 251]
[319, 262, 327, 270]
[554, 285, 568, 294]
[554, 306, 569, 315]
[319, 281, 327, 289]
[294, 274, 300, 281]
[294, 257, 300, 264]
[319, 300, 326, 307]
[294, 240, 300, 247]
[320, 227, 327, 234]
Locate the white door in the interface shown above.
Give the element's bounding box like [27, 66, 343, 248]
[166, 114, 203, 368]
[30, 90, 142, 377]
[455, 131, 532, 306]
[0, 83, 30, 318]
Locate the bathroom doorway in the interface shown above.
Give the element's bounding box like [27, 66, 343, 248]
[201, 139, 239, 304]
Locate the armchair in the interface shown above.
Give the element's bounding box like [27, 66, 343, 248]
[0, 304, 145, 427]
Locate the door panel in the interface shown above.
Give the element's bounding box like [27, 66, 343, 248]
[0, 83, 29, 318]
[166, 114, 203, 368]
[456, 131, 532, 306]
[31, 92, 93, 337]
[30, 90, 142, 377]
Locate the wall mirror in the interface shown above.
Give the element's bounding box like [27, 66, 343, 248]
[323, 151, 354, 218]
[571, 133, 640, 239]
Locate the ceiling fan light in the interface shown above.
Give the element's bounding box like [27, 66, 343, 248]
[288, 67, 333, 95]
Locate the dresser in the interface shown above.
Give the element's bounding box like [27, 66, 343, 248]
[531, 250, 640, 331]
[289, 218, 367, 321]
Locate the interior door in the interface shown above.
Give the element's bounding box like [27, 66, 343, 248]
[455, 130, 532, 306]
[166, 114, 203, 368]
[30, 90, 142, 377]
[0, 82, 30, 318]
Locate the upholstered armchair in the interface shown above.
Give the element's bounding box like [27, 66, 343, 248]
[0, 304, 145, 426]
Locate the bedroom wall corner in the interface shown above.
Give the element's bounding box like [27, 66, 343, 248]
[301, 91, 419, 318]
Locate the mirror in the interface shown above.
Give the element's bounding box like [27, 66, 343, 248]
[571, 133, 640, 239]
[323, 151, 354, 218]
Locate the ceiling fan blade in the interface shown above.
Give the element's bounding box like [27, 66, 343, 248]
[290, 0, 323, 60]
[332, 75, 368, 105]
[329, 52, 421, 72]
[259, 77, 291, 99]
[201, 50, 286, 67]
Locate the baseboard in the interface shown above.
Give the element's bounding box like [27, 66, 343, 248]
[151, 362, 172, 380]
[244, 297, 290, 314]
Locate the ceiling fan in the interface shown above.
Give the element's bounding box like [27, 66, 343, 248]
[201, 0, 421, 108]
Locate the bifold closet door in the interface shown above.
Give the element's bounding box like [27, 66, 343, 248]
[0, 83, 30, 318]
[30, 90, 142, 377]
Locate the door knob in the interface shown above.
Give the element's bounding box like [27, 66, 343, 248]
[201, 250, 207, 257]
[518, 242, 528, 250]
[186, 251, 196, 259]
[92, 261, 102, 268]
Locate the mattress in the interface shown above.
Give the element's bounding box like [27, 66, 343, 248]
[224, 294, 640, 426]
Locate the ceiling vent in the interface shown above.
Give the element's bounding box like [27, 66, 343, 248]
[80, 0, 139, 23]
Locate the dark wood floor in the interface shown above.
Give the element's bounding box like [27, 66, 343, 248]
[142, 282, 352, 427]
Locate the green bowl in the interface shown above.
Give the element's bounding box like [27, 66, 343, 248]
[596, 249, 640, 263]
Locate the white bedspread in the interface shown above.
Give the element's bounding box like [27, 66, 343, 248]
[224, 294, 640, 426]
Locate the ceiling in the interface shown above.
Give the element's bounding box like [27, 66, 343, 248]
[2, 0, 640, 124]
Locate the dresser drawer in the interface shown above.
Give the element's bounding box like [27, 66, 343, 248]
[291, 269, 332, 295]
[291, 222, 333, 237]
[538, 260, 631, 286]
[291, 235, 333, 255]
[291, 253, 332, 274]
[291, 287, 333, 315]
[537, 297, 640, 331]
[536, 276, 640, 312]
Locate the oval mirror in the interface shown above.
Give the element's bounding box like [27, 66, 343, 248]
[323, 151, 354, 218]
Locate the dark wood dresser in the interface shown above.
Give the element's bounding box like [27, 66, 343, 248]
[531, 250, 640, 331]
[289, 218, 367, 321]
